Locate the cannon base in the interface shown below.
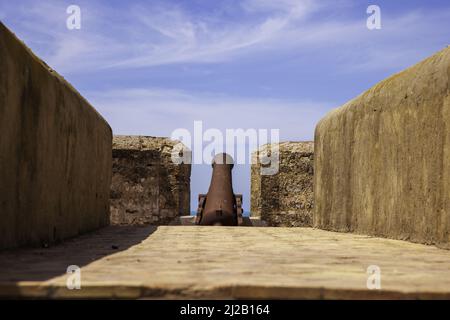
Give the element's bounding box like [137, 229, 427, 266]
[195, 194, 244, 226]
[172, 215, 266, 227]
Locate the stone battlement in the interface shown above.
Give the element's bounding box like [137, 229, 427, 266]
[314, 46, 450, 248]
[110, 136, 191, 225]
[251, 141, 314, 227]
[0, 22, 112, 250]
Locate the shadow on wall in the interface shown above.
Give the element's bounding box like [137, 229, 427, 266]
[0, 226, 157, 284]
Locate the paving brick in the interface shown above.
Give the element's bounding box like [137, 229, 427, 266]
[1, 226, 450, 299]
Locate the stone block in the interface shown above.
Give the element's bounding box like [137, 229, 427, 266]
[314, 47, 450, 248]
[0, 22, 112, 250]
[110, 136, 190, 225]
[251, 142, 314, 226]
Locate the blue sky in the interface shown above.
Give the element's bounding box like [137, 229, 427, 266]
[1, 0, 449, 212]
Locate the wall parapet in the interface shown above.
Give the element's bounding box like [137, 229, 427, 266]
[251, 141, 314, 227]
[110, 136, 191, 225]
[0, 22, 112, 249]
[314, 46, 450, 248]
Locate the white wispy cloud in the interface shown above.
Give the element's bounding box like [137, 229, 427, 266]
[104, 0, 317, 68]
[87, 87, 331, 140]
[4, 0, 448, 75]
[241, 0, 318, 17]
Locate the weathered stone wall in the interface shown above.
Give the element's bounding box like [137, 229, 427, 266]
[251, 142, 314, 226]
[314, 46, 450, 248]
[110, 136, 191, 225]
[0, 22, 112, 250]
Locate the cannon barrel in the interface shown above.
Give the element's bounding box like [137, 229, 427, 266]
[195, 153, 243, 226]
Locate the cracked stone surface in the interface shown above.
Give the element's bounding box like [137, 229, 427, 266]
[1, 225, 450, 299]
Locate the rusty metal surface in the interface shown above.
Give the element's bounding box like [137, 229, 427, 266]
[196, 153, 243, 226]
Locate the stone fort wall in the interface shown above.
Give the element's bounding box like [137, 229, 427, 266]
[3, 18, 449, 251]
[110, 136, 191, 225]
[314, 46, 450, 248]
[0, 22, 112, 250]
[251, 142, 314, 227]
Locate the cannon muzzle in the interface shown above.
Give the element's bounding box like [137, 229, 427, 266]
[195, 153, 243, 226]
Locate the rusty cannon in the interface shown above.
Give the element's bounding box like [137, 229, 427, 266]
[195, 153, 243, 226]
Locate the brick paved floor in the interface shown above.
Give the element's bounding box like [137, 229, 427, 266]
[1, 226, 450, 299]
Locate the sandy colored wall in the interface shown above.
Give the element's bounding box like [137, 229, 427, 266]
[314, 46, 450, 248]
[110, 136, 191, 225]
[0, 22, 112, 249]
[251, 142, 314, 227]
